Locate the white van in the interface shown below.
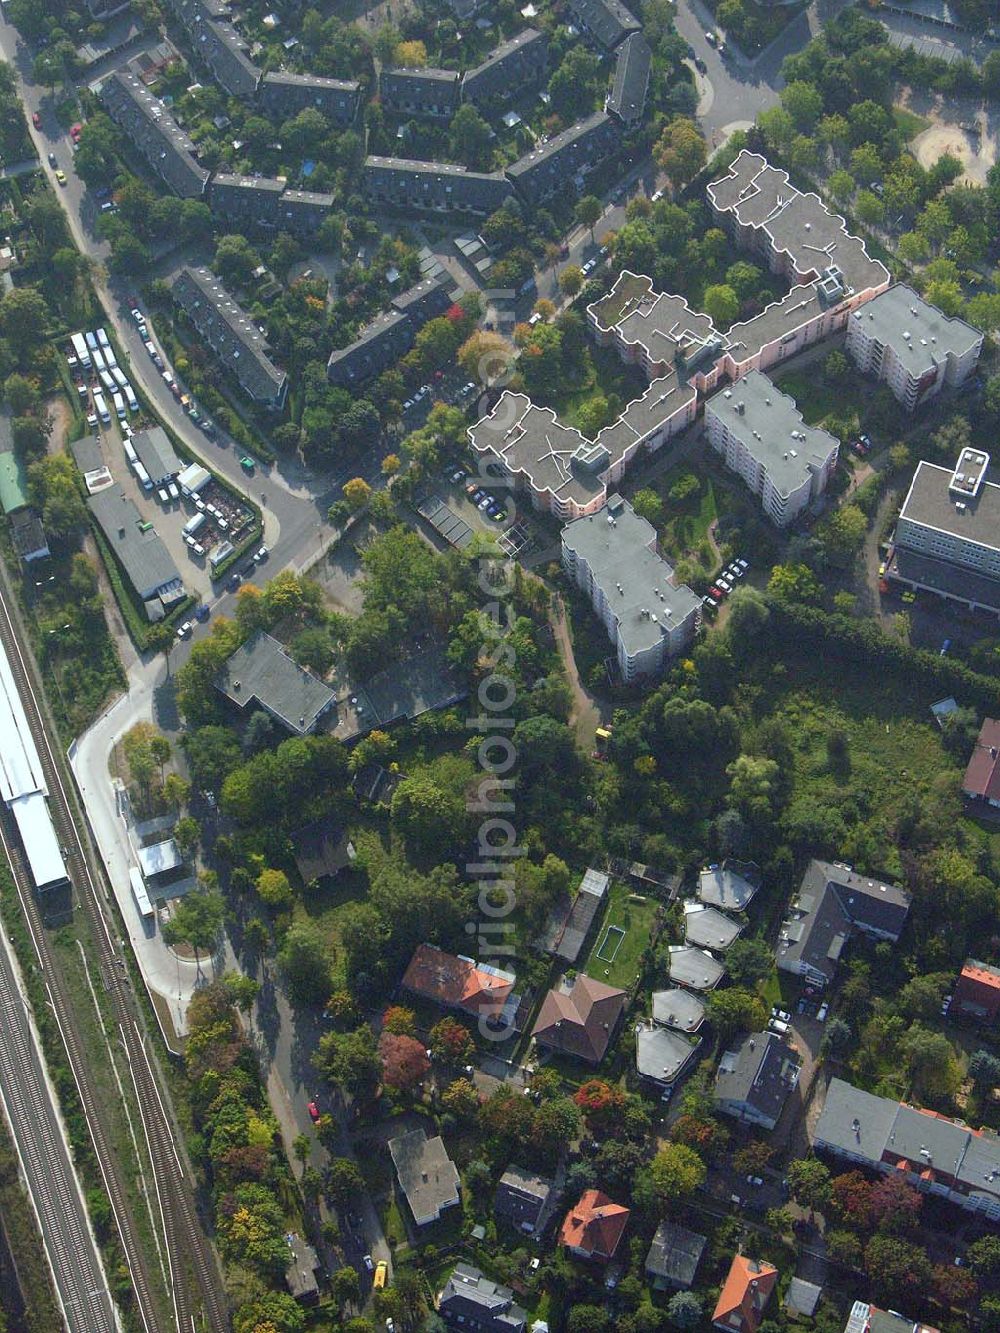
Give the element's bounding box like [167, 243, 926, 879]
[112, 366, 128, 390]
[183, 512, 206, 537]
[112, 391, 126, 420]
[93, 390, 110, 424]
[96, 327, 109, 349]
[99, 369, 116, 394]
[104, 345, 118, 369]
[123, 438, 138, 464]
[133, 461, 152, 490]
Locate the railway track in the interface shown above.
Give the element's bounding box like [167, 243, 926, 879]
[0, 566, 230, 1333]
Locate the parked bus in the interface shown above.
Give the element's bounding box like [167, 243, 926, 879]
[99, 369, 116, 394]
[111, 390, 126, 420]
[123, 437, 137, 464]
[90, 346, 106, 374]
[70, 332, 91, 369]
[129, 866, 154, 920]
[123, 384, 138, 413]
[93, 390, 110, 424]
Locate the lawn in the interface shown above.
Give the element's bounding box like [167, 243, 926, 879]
[581, 881, 659, 989]
[893, 105, 931, 140]
[295, 860, 368, 986]
[772, 369, 844, 427]
[545, 343, 646, 435]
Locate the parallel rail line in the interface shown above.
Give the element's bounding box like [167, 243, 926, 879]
[0, 567, 229, 1333]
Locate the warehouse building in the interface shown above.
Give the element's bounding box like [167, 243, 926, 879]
[88, 488, 184, 613]
[131, 426, 182, 486]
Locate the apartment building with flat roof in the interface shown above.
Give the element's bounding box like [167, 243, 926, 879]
[364, 157, 513, 217]
[846, 284, 982, 411]
[380, 66, 462, 118]
[101, 70, 210, 199]
[561, 494, 700, 680]
[704, 372, 839, 526]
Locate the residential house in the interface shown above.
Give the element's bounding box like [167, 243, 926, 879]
[531, 973, 626, 1064]
[844, 1301, 939, 1333]
[88, 488, 184, 615]
[713, 1256, 778, 1333]
[380, 66, 462, 118]
[438, 1263, 527, 1333]
[651, 988, 706, 1033]
[961, 717, 1000, 806]
[567, 0, 641, 51]
[683, 902, 742, 953]
[559, 1190, 629, 1262]
[714, 1032, 800, 1131]
[666, 944, 725, 991]
[814, 1077, 1000, 1222]
[506, 111, 619, 206]
[171, 266, 288, 407]
[388, 1128, 461, 1227]
[888, 452, 1000, 615]
[645, 1221, 706, 1290]
[289, 818, 356, 886]
[327, 273, 454, 387]
[101, 70, 210, 199]
[776, 859, 911, 988]
[259, 70, 361, 126]
[462, 30, 548, 108]
[400, 942, 521, 1033]
[494, 1166, 552, 1235]
[215, 630, 336, 735]
[846, 284, 982, 411]
[785, 1279, 823, 1318]
[635, 1021, 701, 1091]
[561, 497, 701, 681]
[698, 863, 759, 912]
[953, 958, 1000, 1022]
[539, 866, 609, 964]
[164, 0, 262, 97]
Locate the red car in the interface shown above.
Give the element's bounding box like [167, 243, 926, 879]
[70, 123, 83, 142]
[31, 111, 41, 129]
[708, 586, 723, 601]
[307, 1101, 320, 1122]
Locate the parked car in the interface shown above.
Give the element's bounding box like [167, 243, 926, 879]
[254, 546, 269, 563]
[54, 169, 66, 186]
[47, 152, 57, 167]
[175, 621, 192, 640]
[31, 112, 41, 129]
[373, 1262, 388, 1291]
[478, 496, 492, 510]
[694, 56, 707, 73]
[194, 604, 210, 623]
[816, 1002, 829, 1022]
[70, 123, 83, 142]
[307, 1101, 320, 1121]
[705, 30, 717, 44]
[708, 586, 723, 600]
[363, 1255, 375, 1273]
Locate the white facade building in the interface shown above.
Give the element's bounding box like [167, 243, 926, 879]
[704, 372, 839, 526]
[561, 494, 700, 681]
[846, 284, 982, 410]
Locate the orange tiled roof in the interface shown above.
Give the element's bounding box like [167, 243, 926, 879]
[712, 1255, 778, 1333]
[960, 960, 1000, 992]
[401, 943, 513, 1016]
[558, 1189, 630, 1260]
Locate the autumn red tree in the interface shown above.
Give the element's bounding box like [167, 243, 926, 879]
[480, 1085, 535, 1147]
[382, 1004, 417, 1037]
[573, 1079, 626, 1130]
[831, 1171, 875, 1230]
[672, 1114, 728, 1158]
[378, 1032, 430, 1091]
[429, 1016, 474, 1065]
[870, 1173, 922, 1235]
[931, 1262, 977, 1309]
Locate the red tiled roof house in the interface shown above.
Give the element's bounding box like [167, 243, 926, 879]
[531, 973, 626, 1064]
[713, 1256, 778, 1333]
[400, 943, 521, 1032]
[962, 718, 1000, 807]
[559, 1190, 629, 1262]
[954, 958, 1000, 1023]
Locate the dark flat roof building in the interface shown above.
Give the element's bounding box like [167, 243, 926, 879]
[326, 273, 454, 387]
[365, 156, 513, 217]
[88, 488, 184, 609]
[495, 1167, 552, 1234]
[259, 70, 361, 126]
[462, 30, 548, 107]
[172, 266, 288, 407]
[645, 1221, 707, 1290]
[606, 33, 651, 125]
[165, 0, 262, 97]
[380, 66, 462, 118]
[101, 70, 210, 199]
[506, 111, 619, 205]
[216, 630, 336, 734]
[568, 0, 641, 50]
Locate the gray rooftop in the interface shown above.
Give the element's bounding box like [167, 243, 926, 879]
[645, 1221, 706, 1288]
[439, 1263, 526, 1333]
[216, 631, 335, 734]
[131, 426, 181, 483]
[589, 272, 722, 373]
[561, 496, 701, 659]
[683, 902, 743, 952]
[568, 0, 641, 48]
[777, 860, 910, 984]
[784, 1279, 822, 1317]
[698, 865, 758, 911]
[651, 988, 706, 1033]
[506, 111, 617, 203]
[850, 283, 981, 375]
[101, 70, 210, 199]
[70, 436, 105, 476]
[389, 1128, 461, 1226]
[166, 0, 262, 97]
[706, 371, 840, 499]
[715, 1031, 800, 1124]
[463, 29, 547, 102]
[635, 1021, 701, 1083]
[666, 945, 725, 990]
[607, 32, 651, 123]
[813, 1077, 901, 1165]
[470, 392, 606, 511]
[88, 488, 183, 603]
[899, 460, 1000, 555]
[261, 69, 359, 94]
[383, 64, 462, 85]
[171, 267, 287, 405]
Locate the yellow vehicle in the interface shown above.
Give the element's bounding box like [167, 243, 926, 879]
[373, 1260, 388, 1290]
[55, 169, 67, 186]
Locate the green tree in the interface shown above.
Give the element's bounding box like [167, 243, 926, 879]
[706, 988, 767, 1039]
[828, 169, 856, 206]
[325, 1157, 365, 1206]
[257, 867, 293, 909]
[823, 504, 867, 563]
[702, 284, 739, 329]
[901, 1024, 962, 1099]
[631, 487, 664, 526]
[314, 1025, 381, 1102]
[666, 1291, 702, 1329]
[222, 971, 260, 1012]
[724, 936, 774, 987]
[449, 103, 492, 171]
[559, 264, 584, 298]
[278, 922, 331, 1006]
[161, 889, 224, 961]
[786, 1157, 831, 1212]
[645, 1142, 706, 1204]
[768, 562, 821, 604]
[654, 117, 706, 190]
[576, 195, 602, 240]
[781, 80, 823, 131]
